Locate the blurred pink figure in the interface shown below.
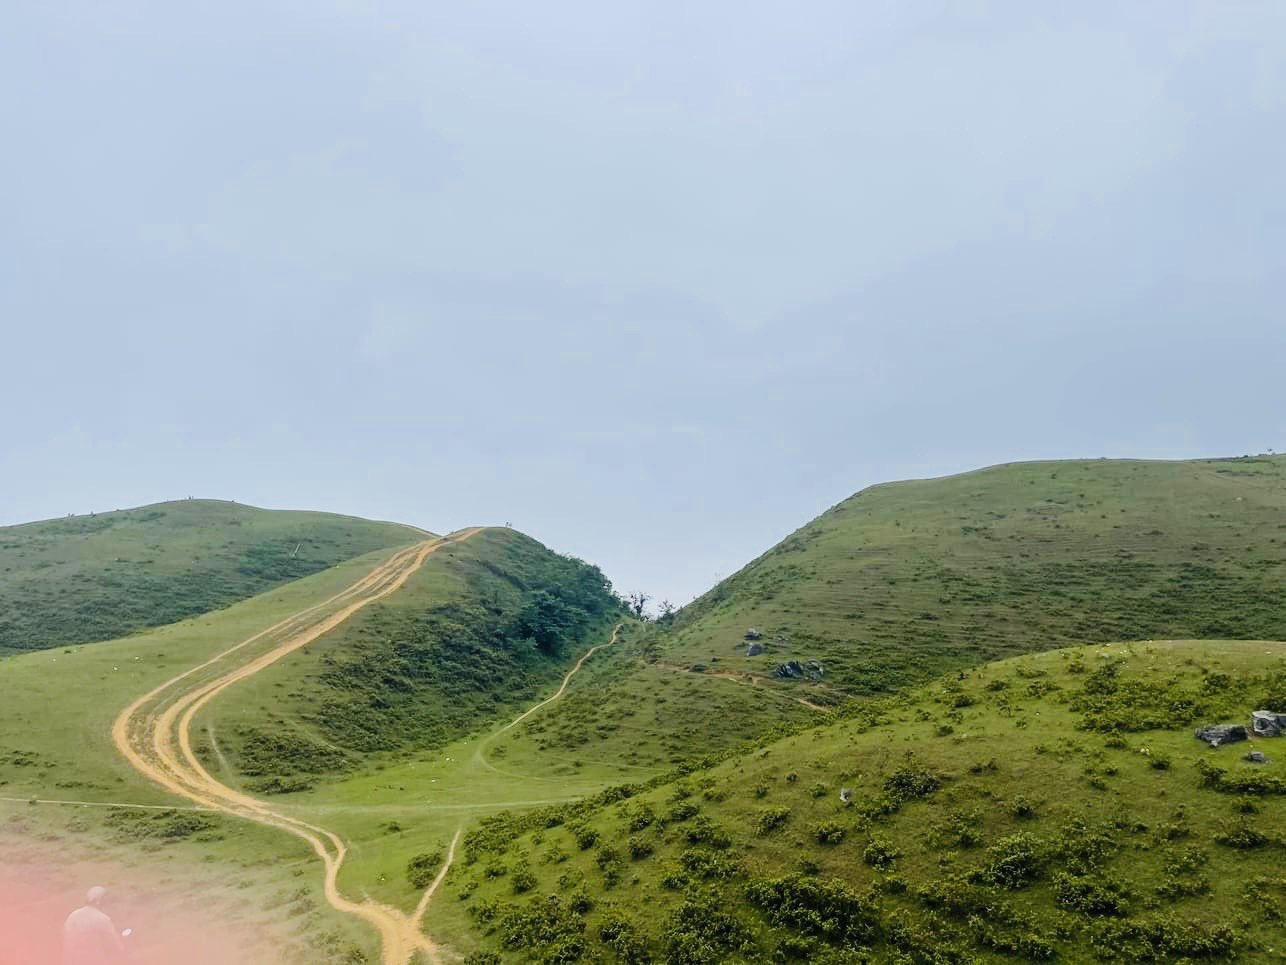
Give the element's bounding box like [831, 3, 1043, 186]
[62, 887, 127, 965]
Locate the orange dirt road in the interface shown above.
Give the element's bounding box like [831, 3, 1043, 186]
[112, 530, 483, 965]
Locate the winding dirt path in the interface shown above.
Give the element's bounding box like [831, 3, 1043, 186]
[112, 530, 482, 965]
[412, 827, 462, 927]
[500, 624, 623, 733]
[470, 624, 624, 782]
[651, 660, 836, 711]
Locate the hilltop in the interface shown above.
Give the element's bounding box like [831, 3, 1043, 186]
[667, 456, 1286, 691]
[0, 499, 420, 654]
[502, 457, 1286, 771]
[446, 639, 1286, 962]
[193, 526, 622, 793]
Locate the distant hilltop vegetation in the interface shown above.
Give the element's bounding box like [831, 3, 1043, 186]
[0, 499, 420, 654]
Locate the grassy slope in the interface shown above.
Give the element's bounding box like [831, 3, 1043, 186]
[194, 527, 622, 791]
[0, 498, 420, 654]
[669, 456, 1286, 690]
[0, 526, 628, 961]
[528, 457, 1286, 771]
[447, 639, 1286, 963]
[0, 547, 411, 963]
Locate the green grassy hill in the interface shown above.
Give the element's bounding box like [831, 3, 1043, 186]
[6, 456, 1286, 963]
[667, 456, 1286, 692]
[193, 527, 623, 793]
[446, 639, 1286, 963]
[515, 457, 1286, 772]
[0, 527, 624, 964]
[0, 499, 421, 654]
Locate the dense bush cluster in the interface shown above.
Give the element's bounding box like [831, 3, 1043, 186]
[745, 874, 879, 947]
[406, 849, 444, 889]
[660, 898, 756, 964]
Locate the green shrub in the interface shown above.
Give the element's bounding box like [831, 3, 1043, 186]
[812, 821, 847, 845]
[1196, 758, 1286, 795]
[665, 801, 699, 823]
[596, 846, 622, 888]
[1156, 847, 1210, 899]
[883, 762, 941, 802]
[1214, 820, 1277, 850]
[511, 861, 536, 894]
[599, 914, 650, 964]
[661, 898, 755, 964]
[679, 848, 741, 881]
[1089, 914, 1238, 960]
[1009, 796, 1038, 819]
[863, 836, 899, 869]
[406, 850, 444, 889]
[1053, 872, 1131, 916]
[103, 809, 216, 842]
[1050, 820, 1118, 873]
[972, 833, 1045, 889]
[745, 874, 879, 946]
[626, 804, 656, 832]
[755, 806, 791, 835]
[930, 808, 982, 849]
[683, 816, 731, 849]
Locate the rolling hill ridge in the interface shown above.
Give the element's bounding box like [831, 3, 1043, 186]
[4, 457, 1286, 964]
[497, 456, 1286, 776]
[0, 499, 421, 654]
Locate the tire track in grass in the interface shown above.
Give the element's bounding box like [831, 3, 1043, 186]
[112, 530, 482, 965]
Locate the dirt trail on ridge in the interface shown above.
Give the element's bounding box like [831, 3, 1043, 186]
[112, 530, 482, 965]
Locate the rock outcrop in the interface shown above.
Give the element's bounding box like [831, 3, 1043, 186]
[774, 660, 824, 681]
[1194, 723, 1248, 747]
[1252, 710, 1286, 737]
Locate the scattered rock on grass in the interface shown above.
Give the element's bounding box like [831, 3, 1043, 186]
[1194, 723, 1248, 747]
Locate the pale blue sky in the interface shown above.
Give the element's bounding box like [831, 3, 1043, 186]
[2, 2, 1284, 605]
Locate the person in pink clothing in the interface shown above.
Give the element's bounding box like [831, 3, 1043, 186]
[62, 887, 127, 965]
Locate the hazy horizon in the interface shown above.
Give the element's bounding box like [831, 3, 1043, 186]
[3, 2, 1284, 605]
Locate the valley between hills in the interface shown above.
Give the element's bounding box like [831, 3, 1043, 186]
[2, 456, 1284, 963]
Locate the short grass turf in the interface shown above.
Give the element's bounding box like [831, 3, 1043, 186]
[446, 639, 1286, 963]
[0, 498, 421, 654]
